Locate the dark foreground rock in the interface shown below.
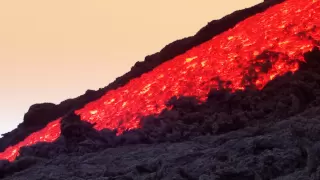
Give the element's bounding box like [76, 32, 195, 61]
[3, 0, 320, 179]
[1, 47, 320, 179]
[0, 0, 285, 152]
[1, 114, 320, 180]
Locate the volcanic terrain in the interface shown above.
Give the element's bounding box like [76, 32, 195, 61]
[2, 0, 320, 179]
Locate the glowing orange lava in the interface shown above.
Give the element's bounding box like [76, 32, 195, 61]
[1, 0, 320, 161]
[0, 119, 61, 161]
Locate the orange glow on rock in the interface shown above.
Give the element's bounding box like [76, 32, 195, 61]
[0, 119, 61, 161]
[1, 0, 320, 161]
[75, 0, 320, 134]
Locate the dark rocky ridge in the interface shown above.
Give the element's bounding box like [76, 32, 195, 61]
[2, 0, 320, 178]
[0, 0, 285, 152]
[1, 46, 320, 179]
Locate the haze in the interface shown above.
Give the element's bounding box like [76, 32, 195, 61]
[0, 0, 262, 136]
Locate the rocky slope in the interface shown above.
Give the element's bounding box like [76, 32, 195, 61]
[0, 0, 284, 152]
[3, 0, 320, 179]
[1, 48, 320, 179]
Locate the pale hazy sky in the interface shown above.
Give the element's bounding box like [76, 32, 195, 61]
[0, 0, 262, 135]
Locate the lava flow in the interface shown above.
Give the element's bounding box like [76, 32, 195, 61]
[0, 119, 61, 161]
[1, 0, 320, 161]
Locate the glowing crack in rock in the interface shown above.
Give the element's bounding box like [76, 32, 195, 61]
[1, 0, 320, 161]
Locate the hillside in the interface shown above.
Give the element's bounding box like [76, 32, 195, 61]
[2, 0, 320, 179]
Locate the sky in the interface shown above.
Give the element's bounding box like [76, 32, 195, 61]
[0, 0, 262, 136]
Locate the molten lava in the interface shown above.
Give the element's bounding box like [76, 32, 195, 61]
[1, 0, 320, 161]
[0, 119, 61, 161]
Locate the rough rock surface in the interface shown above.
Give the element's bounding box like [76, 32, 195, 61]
[3, 0, 320, 179]
[1, 48, 320, 179]
[0, 0, 285, 152]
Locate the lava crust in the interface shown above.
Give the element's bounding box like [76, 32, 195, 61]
[0, 0, 285, 152]
[2, 0, 320, 179]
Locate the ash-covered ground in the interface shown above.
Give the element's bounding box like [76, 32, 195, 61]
[3, 0, 320, 179]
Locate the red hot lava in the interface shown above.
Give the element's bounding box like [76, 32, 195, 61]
[1, 0, 320, 161]
[0, 119, 61, 161]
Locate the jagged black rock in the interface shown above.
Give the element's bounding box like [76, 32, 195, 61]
[1, 47, 320, 179]
[0, 0, 285, 152]
[3, 0, 320, 179]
